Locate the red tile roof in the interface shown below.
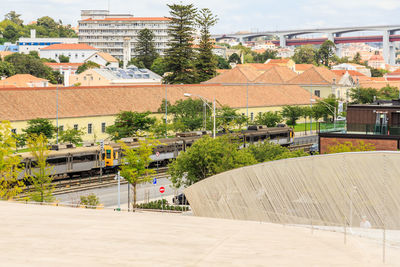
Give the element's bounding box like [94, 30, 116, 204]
[41, 44, 97, 50]
[204, 65, 263, 84]
[245, 63, 277, 71]
[44, 63, 84, 67]
[0, 84, 316, 121]
[253, 66, 297, 84]
[266, 59, 291, 64]
[0, 74, 48, 88]
[331, 70, 366, 77]
[295, 64, 314, 71]
[288, 66, 339, 85]
[82, 17, 170, 21]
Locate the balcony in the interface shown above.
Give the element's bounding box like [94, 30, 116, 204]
[318, 122, 400, 136]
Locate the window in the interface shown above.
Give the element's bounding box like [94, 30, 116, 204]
[101, 122, 106, 133]
[74, 124, 78, 130]
[59, 125, 64, 132]
[88, 123, 92, 134]
[314, 90, 320, 97]
[251, 112, 254, 121]
[11, 129, 16, 134]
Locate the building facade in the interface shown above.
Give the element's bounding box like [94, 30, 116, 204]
[18, 30, 78, 54]
[78, 10, 170, 60]
[40, 44, 98, 63]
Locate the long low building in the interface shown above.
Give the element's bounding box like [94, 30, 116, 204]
[0, 83, 316, 141]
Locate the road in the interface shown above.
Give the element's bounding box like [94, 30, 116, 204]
[56, 177, 182, 208]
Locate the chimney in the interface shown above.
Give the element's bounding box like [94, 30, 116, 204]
[123, 37, 131, 69]
[30, 29, 36, 39]
[64, 70, 70, 87]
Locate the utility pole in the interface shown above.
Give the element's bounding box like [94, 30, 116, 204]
[56, 85, 59, 144]
[165, 83, 168, 137]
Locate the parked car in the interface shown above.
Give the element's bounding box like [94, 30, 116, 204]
[172, 193, 189, 205]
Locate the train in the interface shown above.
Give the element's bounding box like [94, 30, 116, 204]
[17, 125, 294, 180]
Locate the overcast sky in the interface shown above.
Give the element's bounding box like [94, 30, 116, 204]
[2, 0, 400, 34]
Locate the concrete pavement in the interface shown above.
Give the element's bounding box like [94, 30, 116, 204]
[2, 201, 399, 266]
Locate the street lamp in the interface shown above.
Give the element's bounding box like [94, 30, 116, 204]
[184, 93, 216, 139]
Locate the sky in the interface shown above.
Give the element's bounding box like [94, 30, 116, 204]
[2, 0, 400, 34]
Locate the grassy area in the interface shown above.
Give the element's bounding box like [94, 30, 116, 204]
[293, 122, 317, 132]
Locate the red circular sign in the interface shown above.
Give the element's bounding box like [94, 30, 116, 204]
[159, 186, 165, 193]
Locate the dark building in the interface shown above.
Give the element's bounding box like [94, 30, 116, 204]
[319, 99, 400, 153]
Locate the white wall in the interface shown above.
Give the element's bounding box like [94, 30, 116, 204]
[40, 49, 97, 63]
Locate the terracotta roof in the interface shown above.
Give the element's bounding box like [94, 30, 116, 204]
[44, 63, 83, 67]
[216, 69, 230, 74]
[82, 17, 170, 21]
[253, 66, 297, 84]
[0, 84, 316, 121]
[94, 52, 118, 63]
[295, 64, 314, 71]
[244, 63, 276, 71]
[41, 44, 97, 50]
[0, 51, 14, 59]
[253, 49, 266, 54]
[287, 66, 339, 85]
[0, 74, 48, 88]
[331, 70, 366, 77]
[358, 81, 400, 90]
[265, 59, 291, 64]
[204, 65, 262, 84]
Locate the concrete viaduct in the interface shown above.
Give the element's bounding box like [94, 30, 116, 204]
[212, 25, 400, 65]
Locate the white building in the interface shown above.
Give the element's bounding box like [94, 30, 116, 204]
[78, 10, 170, 60]
[39, 44, 98, 63]
[18, 29, 78, 54]
[85, 52, 119, 68]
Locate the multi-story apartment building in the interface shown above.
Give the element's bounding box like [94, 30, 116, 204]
[78, 10, 170, 60]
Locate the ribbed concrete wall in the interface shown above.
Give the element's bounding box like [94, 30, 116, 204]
[184, 152, 400, 229]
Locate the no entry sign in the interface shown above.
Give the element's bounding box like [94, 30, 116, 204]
[159, 186, 165, 194]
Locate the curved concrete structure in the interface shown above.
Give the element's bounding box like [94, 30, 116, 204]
[185, 151, 400, 229]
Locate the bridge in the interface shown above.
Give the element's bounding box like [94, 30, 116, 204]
[212, 25, 400, 65]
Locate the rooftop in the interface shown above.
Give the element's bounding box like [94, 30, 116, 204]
[0, 74, 48, 88]
[0, 83, 316, 121]
[41, 44, 97, 50]
[253, 66, 297, 84]
[82, 17, 170, 21]
[288, 66, 339, 85]
[204, 65, 263, 84]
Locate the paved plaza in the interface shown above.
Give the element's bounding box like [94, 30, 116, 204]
[1, 201, 399, 266]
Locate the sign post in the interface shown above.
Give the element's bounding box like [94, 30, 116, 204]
[156, 151, 160, 171]
[114, 171, 124, 211]
[99, 140, 104, 183]
[159, 186, 165, 212]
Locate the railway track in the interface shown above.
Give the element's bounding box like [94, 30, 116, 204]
[21, 167, 169, 197]
[289, 143, 313, 153]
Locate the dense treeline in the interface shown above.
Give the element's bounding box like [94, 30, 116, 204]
[0, 11, 77, 44]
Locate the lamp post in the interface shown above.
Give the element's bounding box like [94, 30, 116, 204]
[56, 85, 59, 144]
[184, 93, 216, 139]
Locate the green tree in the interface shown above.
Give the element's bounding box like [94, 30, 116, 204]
[26, 134, 54, 202]
[23, 118, 56, 139]
[169, 135, 257, 188]
[120, 139, 160, 209]
[312, 95, 337, 122]
[37, 16, 58, 32]
[228, 53, 241, 64]
[292, 45, 317, 64]
[134, 28, 159, 69]
[59, 127, 85, 145]
[4, 53, 55, 81]
[246, 141, 308, 163]
[5, 11, 23, 25]
[379, 85, 399, 100]
[216, 56, 230, 69]
[316, 40, 336, 67]
[352, 52, 362, 64]
[0, 61, 15, 77]
[349, 87, 378, 104]
[0, 121, 24, 200]
[254, 111, 282, 127]
[106, 111, 156, 140]
[166, 98, 205, 131]
[195, 8, 218, 82]
[80, 193, 100, 208]
[58, 55, 69, 63]
[327, 140, 375, 154]
[164, 3, 197, 84]
[281, 106, 303, 126]
[150, 56, 168, 76]
[216, 106, 247, 132]
[3, 25, 19, 43]
[370, 67, 388, 77]
[76, 61, 100, 74]
[253, 49, 278, 63]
